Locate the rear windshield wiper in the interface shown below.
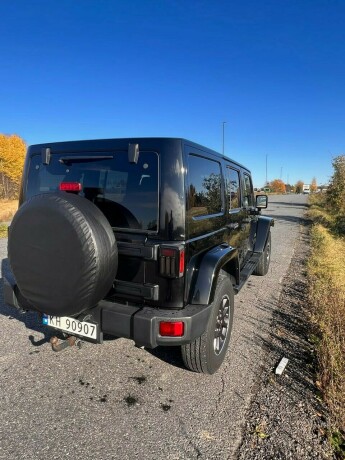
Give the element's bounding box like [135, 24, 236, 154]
[59, 155, 114, 164]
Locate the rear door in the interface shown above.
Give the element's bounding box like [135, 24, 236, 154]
[25, 150, 160, 301]
[241, 171, 256, 260]
[225, 165, 249, 266]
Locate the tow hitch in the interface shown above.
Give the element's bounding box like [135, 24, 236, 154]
[50, 335, 82, 352]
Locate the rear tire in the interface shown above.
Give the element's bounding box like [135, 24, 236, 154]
[181, 272, 234, 374]
[253, 232, 271, 276]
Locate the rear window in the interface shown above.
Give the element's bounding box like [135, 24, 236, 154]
[26, 151, 159, 232]
[226, 166, 241, 210]
[187, 154, 222, 217]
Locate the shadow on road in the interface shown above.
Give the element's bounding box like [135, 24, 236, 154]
[264, 214, 311, 226]
[145, 346, 186, 370]
[266, 214, 301, 224]
[1, 258, 54, 345]
[271, 201, 310, 208]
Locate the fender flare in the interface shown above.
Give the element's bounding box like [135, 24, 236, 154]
[190, 244, 239, 306]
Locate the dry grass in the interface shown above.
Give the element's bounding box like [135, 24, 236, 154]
[0, 199, 18, 222]
[308, 223, 345, 432]
[307, 206, 335, 228]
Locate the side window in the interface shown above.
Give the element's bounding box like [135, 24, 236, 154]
[187, 154, 222, 217]
[243, 173, 254, 207]
[227, 167, 241, 210]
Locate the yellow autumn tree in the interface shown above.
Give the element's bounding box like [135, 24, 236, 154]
[0, 134, 26, 199]
[310, 177, 318, 193]
[269, 178, 286, 193]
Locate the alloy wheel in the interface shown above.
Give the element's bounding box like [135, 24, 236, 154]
[213, 295, 230, 355]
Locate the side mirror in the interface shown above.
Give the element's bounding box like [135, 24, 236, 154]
[256, 194, 268, 209]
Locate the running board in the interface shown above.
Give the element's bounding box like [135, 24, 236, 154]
[233, 253, 261, 293]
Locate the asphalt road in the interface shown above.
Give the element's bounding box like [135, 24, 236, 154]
[0, 194, 308, 460]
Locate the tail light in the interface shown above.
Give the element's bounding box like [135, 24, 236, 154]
[159, 321, 184, 337]
[59, 182, 82, 192]
[159, 246, 185, 278]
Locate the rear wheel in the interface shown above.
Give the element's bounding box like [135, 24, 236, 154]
[253, 232, 271, 276]
[181, 272, 234, 374]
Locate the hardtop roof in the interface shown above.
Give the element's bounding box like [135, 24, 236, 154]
[28, 137, 250, 174]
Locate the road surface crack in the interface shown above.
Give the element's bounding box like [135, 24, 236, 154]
[179, 419, 202, 458]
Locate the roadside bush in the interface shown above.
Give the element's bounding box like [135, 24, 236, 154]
[308, 187, 345, 235]
[327, 155, 345, 217]
[334, 215, 345, 235]
[307, 157, 345, 448]
[324, 155, 345, 237]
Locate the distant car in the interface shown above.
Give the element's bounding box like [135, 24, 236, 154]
[5, 137, 274, 374]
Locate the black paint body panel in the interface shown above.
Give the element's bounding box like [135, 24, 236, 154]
[8, 137, 273, 347]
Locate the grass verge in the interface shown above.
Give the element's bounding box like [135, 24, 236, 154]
[307, 194, 345, 456]
[0, 224, 8, 238]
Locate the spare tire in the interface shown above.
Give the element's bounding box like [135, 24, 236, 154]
[8, 192, 118, 316]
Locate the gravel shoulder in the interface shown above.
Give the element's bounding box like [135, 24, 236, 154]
[1, 195, 326, 460]
[237, 220, 334, 460]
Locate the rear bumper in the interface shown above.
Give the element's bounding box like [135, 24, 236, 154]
[100, 299, 212, 347]
[4, 277, 212, 348]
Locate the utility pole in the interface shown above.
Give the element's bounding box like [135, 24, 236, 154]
[265, 154, 268, 185]
[222, 121, 227, 156]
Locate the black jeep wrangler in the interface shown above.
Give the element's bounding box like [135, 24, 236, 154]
[4, 138, 273, 374]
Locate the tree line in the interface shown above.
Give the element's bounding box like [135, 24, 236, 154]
[266, 155, 345, 202]
[0, 134, 26, 199]
[266, 177, 318, 194]
[326, 155, 345, 232]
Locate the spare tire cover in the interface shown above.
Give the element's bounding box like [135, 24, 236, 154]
[8, 192, 118, 316]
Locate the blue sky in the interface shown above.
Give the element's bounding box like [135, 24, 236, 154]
[1, 0, 344, 187]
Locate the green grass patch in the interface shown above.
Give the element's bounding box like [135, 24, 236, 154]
[0, 224, 8, 238]
[330, 430, 345, 458]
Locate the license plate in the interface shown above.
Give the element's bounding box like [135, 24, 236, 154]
[42, 314, 98, 340]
